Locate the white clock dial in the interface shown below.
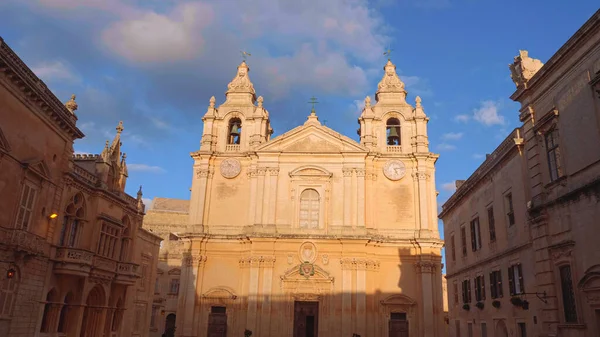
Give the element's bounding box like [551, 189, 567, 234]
[220, 158, 241, 179]
[383, 160, 406, 181]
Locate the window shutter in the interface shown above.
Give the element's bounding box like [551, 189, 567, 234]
[498, 270, 504, 298]
[517, 264, 524, 293]
[468, 279, 472, 303]
[470, 221, 476, 252]
[490, 272, 496, 299]
[508, 266, 515, 296]
[482, 275, 486, 300]
[462, 281, 466, 303]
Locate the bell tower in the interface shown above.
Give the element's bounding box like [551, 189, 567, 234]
[357, 58, 430, 154]
[199, 61, 273, 153]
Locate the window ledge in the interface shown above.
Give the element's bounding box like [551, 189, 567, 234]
[545, 175, 567, 189]
[557, 323, 586, 330]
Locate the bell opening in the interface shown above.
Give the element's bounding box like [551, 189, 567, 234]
[386, 118, 401, 146]
[228, 118, 242, 145]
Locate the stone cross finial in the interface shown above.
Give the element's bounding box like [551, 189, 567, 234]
[116, 121, 124, 134]
[209, 96, 216, 108]
[308, 96, 319, 115]
[65, 94, 78, 113]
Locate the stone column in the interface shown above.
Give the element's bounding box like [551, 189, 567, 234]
[415, 261, 435, 337]
[414, 172, 430, 233]
[351, 169, 357, 229]
[356, 169, 366, 228]
[356, 260, 367, 336]
[342, 168, 353, 227]
[254, 169, 266, 225]
[191, 168, 210, 230]
[266, 168, 279, 226]
[192, 256, 208, 337]
[176, 254, 200, 337]
[246, 256, 261, 333]
[340, 258, 353, 337]
[247, 169, 257, 225]
[260, 256, 276, 335]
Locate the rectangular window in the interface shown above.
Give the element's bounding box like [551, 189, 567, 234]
[481, 322, 487, 337]
[505, 193, 515, 226]
[475, 275, 486, 302]
[450, 235, 456, 261]
[455, 320, 460, 337]
[468, 322, 473, 337]
[490, 270, 503, 299]
[462, 279, 472, 303]
[453, 282, 459, 304]
[545, 129, 563, 182]
[487, 206, 496, 242]
[140, 264, 148, 289]
[170, 278, 180, 294]
[97, 222, 121, 259]
[154, 278, 160, 294]
[517, 322, 527, 337]
[460, 225, 467, 257]
[470, 217, 482, 251]
[509, 264, 525, 296]
[559, 265, 578, 323]
[15, 183, 37, 230]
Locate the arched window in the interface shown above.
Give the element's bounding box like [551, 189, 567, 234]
[228, 118, 242, 145]
[40, 288, 59, 332]
[119, 217, 132, 261]
[57, 292, 74, 333]
[299, 189, 320, 229]
[59, 193, 86, 247]
[386, 118, 401, 145]
[111, 298, 124, 332]
[0, 267, 18, 319]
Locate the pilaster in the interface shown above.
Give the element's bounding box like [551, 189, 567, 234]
[254, 168, 266, 225]
[342, 168, 353, 227]
[266, 168, 279, 226]
[355, 168, 366, 228]
[260, 256, 276, 335]
[415, 260, 437, 337]
[247, 168, 258, 224]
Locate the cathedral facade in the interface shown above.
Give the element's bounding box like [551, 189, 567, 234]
[146, 58, 444, 337]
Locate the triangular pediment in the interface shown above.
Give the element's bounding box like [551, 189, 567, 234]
[256, 124, 367, 153]
[23, 159, 51, 180]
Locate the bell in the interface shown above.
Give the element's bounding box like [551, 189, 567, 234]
[387, 127, 400, 145]
[230, 124, 240, 136]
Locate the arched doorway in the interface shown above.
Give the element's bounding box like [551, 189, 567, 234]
[80, 285, 106, 337]
[495, 320, 508, 337]
[164, 313, 176, 337]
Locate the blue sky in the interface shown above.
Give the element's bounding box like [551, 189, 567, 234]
[1, 1, 598, 265]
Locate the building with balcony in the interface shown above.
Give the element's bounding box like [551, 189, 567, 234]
[0, 37, 161, 337]
[441, 9, 600, 337]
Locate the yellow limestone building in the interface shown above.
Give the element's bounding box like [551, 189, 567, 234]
[148, 58, 444, 337]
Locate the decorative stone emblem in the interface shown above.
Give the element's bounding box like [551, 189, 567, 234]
[220, 158, 241, 179]
[299, 262, 315, 278]
[299, 241, 317, 263]
[383, 160, 406, 181]
[321, 254, 329, 265]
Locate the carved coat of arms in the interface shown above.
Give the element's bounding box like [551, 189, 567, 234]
[299, 262, 315, 278]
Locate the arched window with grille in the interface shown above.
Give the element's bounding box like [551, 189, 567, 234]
[59, 193, 86, 247]
[299, 189, 320, 229]
[228, 118, 242, 145]
[386, 118, 401, 145]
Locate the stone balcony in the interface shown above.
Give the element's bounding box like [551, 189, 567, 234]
[115, 262, 140, 285]
[53, 247, 94, 277]
[0, 226, 49, 257]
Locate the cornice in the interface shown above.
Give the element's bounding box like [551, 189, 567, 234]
[0, 37, 84, 139]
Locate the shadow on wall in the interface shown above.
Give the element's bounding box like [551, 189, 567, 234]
[154, 246, 443, 337]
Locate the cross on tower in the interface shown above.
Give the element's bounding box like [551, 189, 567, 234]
[383, 45, 393, 60]
[241, 50, 251, 61]
[116, 121, 124, 134]
[308, 96, 319, 115]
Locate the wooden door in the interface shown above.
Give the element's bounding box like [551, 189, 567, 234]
[207, 307, 227, 337]
[389, 318, 408, 337]
[293, 301, 319, 337]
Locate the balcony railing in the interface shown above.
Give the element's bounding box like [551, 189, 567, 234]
[53, 247, 94, 276]
[386, 145, 402, 153]
[93, 255, 118, 272]
[0, 226, 48, 255]
[117, 262, 139, 276]
[225, 144, 240, 152]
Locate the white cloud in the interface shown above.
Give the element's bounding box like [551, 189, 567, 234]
[142, 197, 153, 210]
[402, 75, 433, 97]
[454, 114, 470, 123]
[441, 132, 463, 141]
[31, 60, 79, 83]
[127, 164, 165, 173]
[441, 182, 456, 193]
[436, 143, 457, 151]
[473, 100, 505, 126]
[101, 2, 214, 63]
[472, 153, 485, 159]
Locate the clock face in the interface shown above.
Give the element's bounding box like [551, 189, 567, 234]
[383, 160, 406, 181]
[220, 158, 241, 179]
